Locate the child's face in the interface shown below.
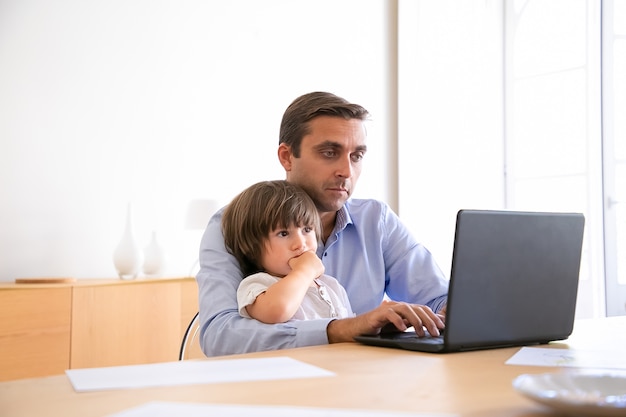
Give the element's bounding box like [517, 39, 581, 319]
[260, 223, 319, 277]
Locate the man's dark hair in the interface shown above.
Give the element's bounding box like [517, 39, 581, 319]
[279, 92, 370, 157]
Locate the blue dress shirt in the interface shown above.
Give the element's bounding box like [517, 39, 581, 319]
[196, 198, 449, 356]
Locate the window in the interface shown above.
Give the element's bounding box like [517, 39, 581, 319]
[399, 0, 623, 317]
[603, 0, 626, 315]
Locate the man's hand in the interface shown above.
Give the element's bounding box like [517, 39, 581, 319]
[326, 300, 445, 343]
[437, 303, 447, 322]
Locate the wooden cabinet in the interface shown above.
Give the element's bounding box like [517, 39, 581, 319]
[0, 286, 72, 381]
[0, 277, 198, 381]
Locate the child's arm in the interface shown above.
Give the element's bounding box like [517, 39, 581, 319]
[245, 251, 324, 323]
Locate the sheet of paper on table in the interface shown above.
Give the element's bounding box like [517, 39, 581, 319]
[66, 356, 334, 392]
[506, 347, 626, 370]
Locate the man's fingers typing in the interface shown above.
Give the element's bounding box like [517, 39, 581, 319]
[387, 302, 444, 337]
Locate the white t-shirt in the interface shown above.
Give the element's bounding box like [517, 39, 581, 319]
[237, 272, 354, 320]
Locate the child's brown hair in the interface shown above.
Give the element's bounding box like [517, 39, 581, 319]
[222, 180, 321, 276]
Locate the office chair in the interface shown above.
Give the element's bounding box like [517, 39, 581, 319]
[179, 312, 201, 360]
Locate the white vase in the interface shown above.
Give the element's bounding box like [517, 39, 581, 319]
[113, 203, 142, 280]
[143, 230, 166, 276]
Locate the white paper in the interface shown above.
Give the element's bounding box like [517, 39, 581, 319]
[66, 356, 334, 392]
[106, 401, 455, 417]
[506, 347, 626, 370]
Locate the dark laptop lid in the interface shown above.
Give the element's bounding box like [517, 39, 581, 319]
[354, 209, 585, 353]
[443, 209, 585, 351]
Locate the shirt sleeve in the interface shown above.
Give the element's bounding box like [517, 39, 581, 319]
[196, 209, 332, 356]
[380, 203, 449, 312]
[236, 273, 278, 318]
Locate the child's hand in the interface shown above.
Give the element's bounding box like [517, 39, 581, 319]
[288, 250, 325, 279]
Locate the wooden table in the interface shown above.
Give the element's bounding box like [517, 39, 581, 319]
[1, 316, 624, 417]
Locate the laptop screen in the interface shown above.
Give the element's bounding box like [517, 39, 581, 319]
[444, 210, 585, 350]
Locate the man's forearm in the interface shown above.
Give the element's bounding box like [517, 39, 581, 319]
[326, 317, 363, 343]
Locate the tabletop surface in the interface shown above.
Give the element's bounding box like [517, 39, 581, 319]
[1, 316, 624, 417]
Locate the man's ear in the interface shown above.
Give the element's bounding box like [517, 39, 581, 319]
[277, 143, 293, 171]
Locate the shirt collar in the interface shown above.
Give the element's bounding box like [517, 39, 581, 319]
[333, 202, 353, 234]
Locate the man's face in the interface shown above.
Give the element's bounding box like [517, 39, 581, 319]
[279, 116, 367, 214]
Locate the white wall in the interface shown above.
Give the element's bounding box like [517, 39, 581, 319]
[398, 1, 505, 274]
[0, 0, 391, 281]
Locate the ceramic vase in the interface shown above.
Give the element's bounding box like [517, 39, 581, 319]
[113, 203, 142, 280]
[143, 230, 166, 276]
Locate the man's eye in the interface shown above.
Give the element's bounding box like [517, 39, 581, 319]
[321, 150, 337, 158]
[351, 152, 365, 162]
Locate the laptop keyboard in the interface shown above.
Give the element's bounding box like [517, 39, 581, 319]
[392, 329, 445, 343]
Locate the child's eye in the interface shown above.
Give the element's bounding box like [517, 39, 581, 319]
[303, 226, 313, 233]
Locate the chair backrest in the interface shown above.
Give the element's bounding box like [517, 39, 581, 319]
[179, 312, 204, 360]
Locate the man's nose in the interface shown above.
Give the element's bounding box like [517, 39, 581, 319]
[335, 155, 353, 178]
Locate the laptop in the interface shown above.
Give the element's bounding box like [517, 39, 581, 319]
[354, 209, 585, 353]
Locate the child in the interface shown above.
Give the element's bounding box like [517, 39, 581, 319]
[221, 180, 354, 323]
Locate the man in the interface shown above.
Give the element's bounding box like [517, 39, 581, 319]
[196, 92, 448, 356]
